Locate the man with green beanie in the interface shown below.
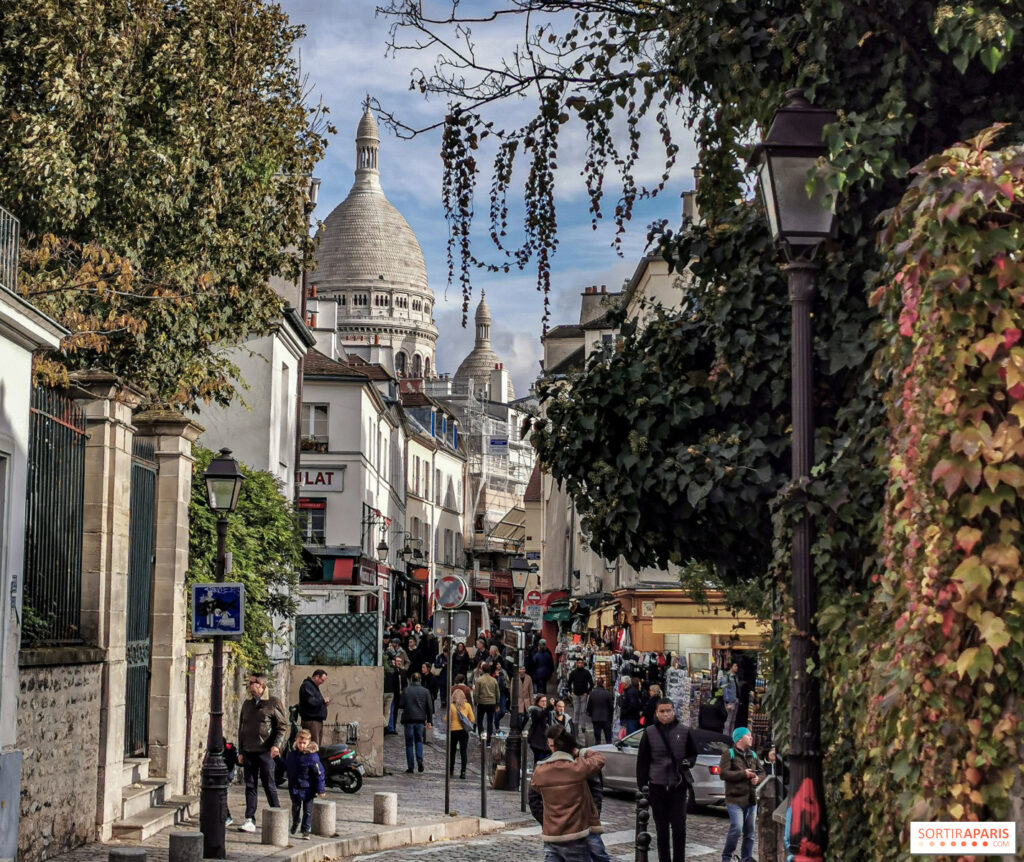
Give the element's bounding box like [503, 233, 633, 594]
[719, 727, 763, 862]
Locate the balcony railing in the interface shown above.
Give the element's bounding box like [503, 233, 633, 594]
[0, 206, 19, 293]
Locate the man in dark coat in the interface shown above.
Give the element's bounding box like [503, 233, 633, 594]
[619, 676, 644, 735]
[531, 639, 555, 694]
[399, 672, 434, 773]
[586, 679, 614, 744]
[298, 668, 330, 745]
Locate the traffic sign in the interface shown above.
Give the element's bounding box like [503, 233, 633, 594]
[524, 604, 543, 627]
[434, 574, 469, 609]
[524, 590, 542, 606]
[191, 583, 245, 638]
[434, 609, 472, 640]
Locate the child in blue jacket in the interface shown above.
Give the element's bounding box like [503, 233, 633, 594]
[285, 729, 325, 838]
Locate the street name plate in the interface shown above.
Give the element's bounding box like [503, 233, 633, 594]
[499, 615, 532, 632]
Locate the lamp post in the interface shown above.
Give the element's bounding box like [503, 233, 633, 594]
[199, 448, 245, 859]
[506, 555, 531, 795]
[748, 88, 837, 862]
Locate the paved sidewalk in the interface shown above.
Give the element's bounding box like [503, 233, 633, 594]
[43, 714, 731, 862]
[46, 719, 536, 862]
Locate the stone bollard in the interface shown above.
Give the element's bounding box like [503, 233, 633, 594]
[168, 830, 203, 862]
[373, 792, 398, 826]
[109, 849, 147, 862]
[261, 806, 290, 846]
[312, 798, 336, 837]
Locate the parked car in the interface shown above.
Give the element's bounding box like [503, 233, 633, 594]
[591, 727, 732, 809]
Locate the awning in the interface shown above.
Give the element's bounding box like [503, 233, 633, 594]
[541, 590, 569, 608]
[586, 605, 618, 630]
[651, 601, 770, 637]
[487, 505, 526, 545]
[544, 606, 571, 622]
[476, 588, 497, 601]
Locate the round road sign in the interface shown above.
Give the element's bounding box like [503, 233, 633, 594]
[525, 590, 542, 606]
[435, 575, 469, 609]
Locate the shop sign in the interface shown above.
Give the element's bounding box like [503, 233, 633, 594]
[299, 469, 338, 488]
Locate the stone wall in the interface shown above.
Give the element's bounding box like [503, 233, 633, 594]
[183, 646, 290, 795]
[17, 654, 103, 862]
[288, 665, 384, 776]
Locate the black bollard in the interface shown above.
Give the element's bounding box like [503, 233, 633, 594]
[634, 784, 652, 862]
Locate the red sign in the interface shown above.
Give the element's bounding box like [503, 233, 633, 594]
[300, 470, 337, 488]
[525, 590, 542, 606]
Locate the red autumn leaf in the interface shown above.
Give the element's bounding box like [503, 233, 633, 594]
[1009, 382, 1024, 400]
[941, 608, 955, 637]
[955, 526, 983, 554]
[1005, 328, 1022, 349]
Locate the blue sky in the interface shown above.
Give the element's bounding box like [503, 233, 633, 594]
[281, 0, 698, 397]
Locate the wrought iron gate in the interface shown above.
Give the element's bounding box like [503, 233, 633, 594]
[22, 387, 87, 645]
[124, 438, 157, 756]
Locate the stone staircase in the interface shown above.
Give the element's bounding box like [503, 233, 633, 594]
[111, 757, 199, 841]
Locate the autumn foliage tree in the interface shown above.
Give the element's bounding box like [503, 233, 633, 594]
[1, 0, 331, 407]
[383, 0, 1024, 856]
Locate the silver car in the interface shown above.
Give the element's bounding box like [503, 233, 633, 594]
[591, 728, 732, 809]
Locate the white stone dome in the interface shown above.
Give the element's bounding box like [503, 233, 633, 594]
[455, 291, 515, 400]
[313, 105, 429, 294]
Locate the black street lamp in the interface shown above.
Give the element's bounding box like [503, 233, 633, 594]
[506, 556, 531, 796]
[199, 448, 245, 859]
[749, 88, 837, 862]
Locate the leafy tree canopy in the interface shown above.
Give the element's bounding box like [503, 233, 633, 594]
[187, 445, 303, 673]
[2, 0, 332, 408]
[382, 2, 1024, 855]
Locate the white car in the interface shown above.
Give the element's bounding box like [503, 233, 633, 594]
[590, 728, 732, 809]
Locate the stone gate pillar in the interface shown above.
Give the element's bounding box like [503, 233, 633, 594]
[71, 371, 143, 840]
[133, 410, 203, 796]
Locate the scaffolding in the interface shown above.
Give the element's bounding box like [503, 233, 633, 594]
[423, 376, 536, 551]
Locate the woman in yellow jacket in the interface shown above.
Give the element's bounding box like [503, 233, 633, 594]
[447, 689, 475, 778]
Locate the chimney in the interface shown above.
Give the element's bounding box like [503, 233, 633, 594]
[600, 285, 606, 294]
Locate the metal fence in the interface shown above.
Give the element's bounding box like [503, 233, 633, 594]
[125, 438, 157, 755]
[294, 613, 378, 666]
[0, 205, 18, 293]
[22, 387, 87, 645]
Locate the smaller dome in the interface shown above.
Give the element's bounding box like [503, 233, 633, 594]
[475, 291, 491, 322]
[454, 292, 515, 400]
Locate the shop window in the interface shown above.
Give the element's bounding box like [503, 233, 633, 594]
[298, 498, 326, 544]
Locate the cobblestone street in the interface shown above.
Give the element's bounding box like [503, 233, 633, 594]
[348, 718, 732, 861]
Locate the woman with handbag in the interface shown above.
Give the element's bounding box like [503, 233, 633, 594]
[636, 698, 699, 862]
[446, 688, 475, 778]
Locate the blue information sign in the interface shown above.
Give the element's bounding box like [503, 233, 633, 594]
[191, 583, 245, 638]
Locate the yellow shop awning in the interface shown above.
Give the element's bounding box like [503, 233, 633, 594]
[651, 601, 770, 637]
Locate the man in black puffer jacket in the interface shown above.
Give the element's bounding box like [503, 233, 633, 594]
[636, 698, 698, 862]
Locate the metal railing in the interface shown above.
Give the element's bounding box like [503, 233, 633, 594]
[22, 387, 87, 645]
[0, 205, 19, 292]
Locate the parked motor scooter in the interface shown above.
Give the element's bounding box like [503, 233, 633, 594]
[275, 706, 364, 794]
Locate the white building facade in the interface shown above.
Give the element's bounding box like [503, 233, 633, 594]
[0, 247, 66, 857]
[298, 350, 406, 618]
